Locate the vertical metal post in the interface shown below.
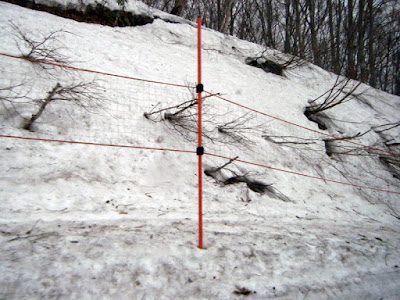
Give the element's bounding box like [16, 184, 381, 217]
[197, 17, 203, 249]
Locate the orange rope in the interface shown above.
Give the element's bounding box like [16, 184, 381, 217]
[1, 134, 399, 195]
[206, 92, 400, 157]
[205, 152, 400, 195]
[0, 53, 195, 89]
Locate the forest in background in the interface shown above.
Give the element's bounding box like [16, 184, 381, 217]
[141, 0, 400, 96]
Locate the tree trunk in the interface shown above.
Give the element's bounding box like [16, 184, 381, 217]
[335, 1, 343, 73]
[266, 0, 275, 48]
[254, 1, 268, 46]
[284, 0, 292, 53]
[383, 35, 392, 91]
[346, 0, 356, 79]
[367, 0, 377, 87]
[24, 83, 60, 131]
[395, 51, 400, 96]
[219, 0, 235, 33]
[308, 0, 319, 65]
[357, 0, 367, 82]
[327, 0, 336, 70]
[293, 0, 303, 57]
[229, 0, 241, 36]
[170, 0, 187, 17]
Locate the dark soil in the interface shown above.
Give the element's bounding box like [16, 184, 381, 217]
[2, 0, 154, 27]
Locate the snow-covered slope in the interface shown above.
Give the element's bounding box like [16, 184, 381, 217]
[0, 1, 399, 299]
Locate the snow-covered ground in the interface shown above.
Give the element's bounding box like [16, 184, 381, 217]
[0, 1, 399, 299]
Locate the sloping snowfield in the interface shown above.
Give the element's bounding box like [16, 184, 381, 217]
[0, 1, 399, 299]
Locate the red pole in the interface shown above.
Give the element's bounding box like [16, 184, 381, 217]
[197, 17, 203, 249]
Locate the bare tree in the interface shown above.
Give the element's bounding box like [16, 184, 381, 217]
[144, 90, 218, 143]
[11, 22, 70, 69]
[23, 80, 104, 131]
[305, 75, 363, 123]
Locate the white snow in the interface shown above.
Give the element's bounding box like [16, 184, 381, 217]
[0, 1, 399, 299]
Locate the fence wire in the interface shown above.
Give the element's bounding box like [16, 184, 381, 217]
[0, 53, 399, 197]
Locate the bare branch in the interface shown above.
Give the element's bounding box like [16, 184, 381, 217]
[217, 113, 265, 147]
[373, 121, 400, 133]
[306, 75, 363, 115]
[143, 89, 220, 143]
[23, 80, 105, 131]
[0, 78, 33, 123]
[10, 21, 71, 69]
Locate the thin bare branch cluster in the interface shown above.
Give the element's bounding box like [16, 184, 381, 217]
[323, 130, 371, 157]
[275, 52, 308, 70]
[0, 23, 106, 131]
[144, 93, 266, 147]
[46, 81, 104, 110]
[10, 21, 70, 68]
[144, 93, 214, 143]
[218, 113, 263, 146]
[245, 51, 307, 77]
[306, 76, 363, 116]
[0, 80, 31, 122]
[205, 156, 291, 202]
[23, 81, 105, 131]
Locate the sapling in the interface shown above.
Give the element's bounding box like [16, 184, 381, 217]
[24, 81, 103, 131]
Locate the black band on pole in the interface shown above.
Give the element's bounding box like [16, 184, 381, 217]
[196, 84, 204, 93]
[197, 146, 204, 156]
